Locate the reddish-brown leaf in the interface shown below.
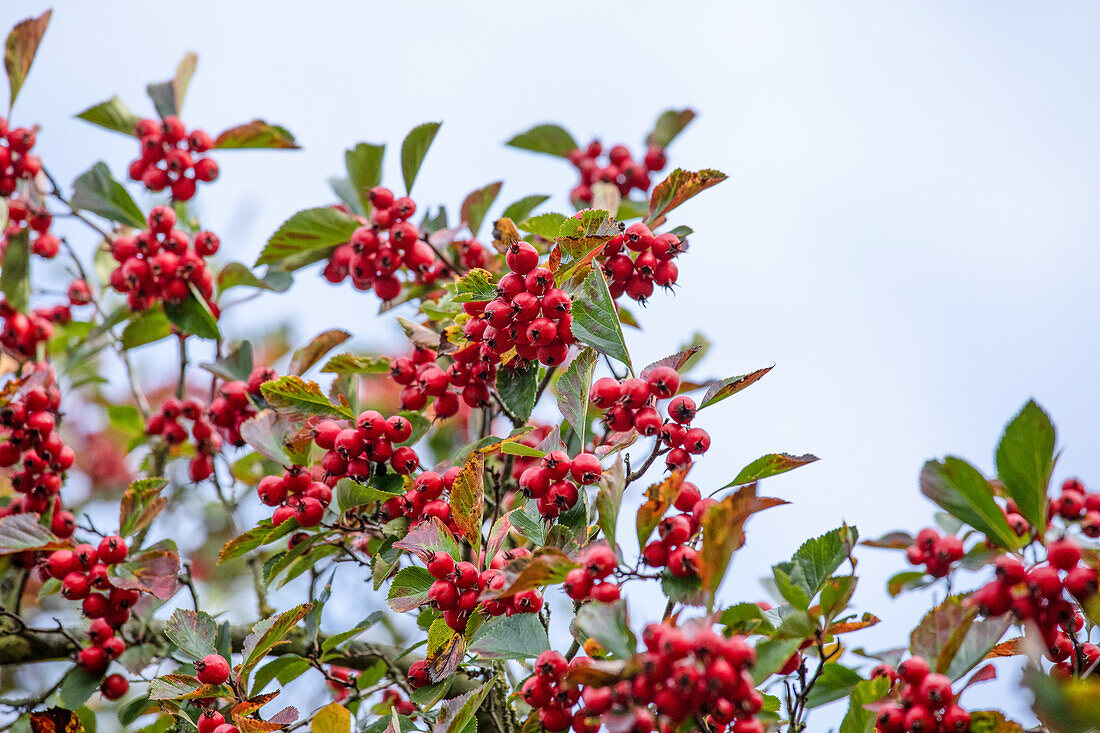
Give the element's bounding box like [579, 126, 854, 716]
[482, 548, 579, 599]
[698, 483, 788, 603]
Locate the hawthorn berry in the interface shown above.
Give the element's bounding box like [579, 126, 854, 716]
[196, 653, 231, 685]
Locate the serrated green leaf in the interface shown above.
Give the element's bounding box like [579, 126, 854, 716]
[556, 347, 597, 445]
[506, 124, 577, 158]
[502, 195, 550, 223]
[260, 375, 354, 419]
[518, 212, 567, 239]
[496, 362, 538, 423]
[995, 400, 1056, 534]
[76, 95, 140, 136]
[71, 162, 145, 228]
[387, 566, 434, 613]
[920, 458, 1021, 550]
[569, 269, 631, 372]
[164, 608, 218, 659]
[0, 228, 30, 313]
[345, 142, 385, 214]
[163, 284, 221, 340]
[256, 207, 360, 267]
[401, 122, 441, 194]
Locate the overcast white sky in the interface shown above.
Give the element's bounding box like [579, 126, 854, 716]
[8, 1, 1100, 724]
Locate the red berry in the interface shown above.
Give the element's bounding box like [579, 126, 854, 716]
[97, 535, 128, 565]
[101, 673, 129, 700]
[645, 366, 680, 398]
[196, 654, 231, 685]
[1048, 537, 1081, 570]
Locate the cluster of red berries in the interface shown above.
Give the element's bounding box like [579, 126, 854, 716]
[108, 205, 219, 311]
[1049, 478, 1100, 537]
[390, 346, 472, 417]
[451, 237, 489, 270]
[146, 397, 222, 482]
[423, 549, 542, 633]
[0, 378, 75, 536]
[566, 140, 667, 207]
[379, 468, 460, 534]
[522, 623, 765, 733]
[905, 528, 965, 578]
[207, 366, 277, 446]
[323, 188, 443, 300]
[971, 537, 1098, 669]
[259, 465, 333, 529]
[0, 299, 71, 359]
[0, 118, 43, 196]
[873, 657, 971, 733]
[128, 116, 218, 201]
[562, 544, 621, 603]
[44, 536, 141, 701]
[642, 482, 713, 579]
[2, 195, 59, 260]
[460, 239, 576, 368]
[590, 367, 710, 471]
[313, 410, 421, 483]
[601, 224, 682, 303]
[517, 450, 601, 519]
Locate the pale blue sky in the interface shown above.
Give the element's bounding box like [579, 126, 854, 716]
[8, 1, 1100, 724]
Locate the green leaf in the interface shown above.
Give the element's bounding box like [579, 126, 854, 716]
[995, 400, 1056, 534]
[506, 124, 578, 158]
[461, 181, 502, 238]
[1024, 667, 1100, 733]
[217, 262, 293, 294]
[4, 10, 51, 111]
[290, 329, 351, 375]
[502, 195, 550, 223]
[726, 452, 819, 486]
[839, 676, 891, 733]
[449, 453, 484, 554]
[556, 209, 618, 260]
[328, 177, 365, 216]
[260, 375, 355, 420]
[595, 456, 625, 549]
[240, 602, 314, 673]
[660, 571, 705, 606]
[510, 502, 547, 546]
[699, 366, 773, 409]
[772, 526, 858, 604]
[646, 108, 696, 148]
[569, 267, 632, 371]
[321, 611, 384, 653]
[571, 601, 636, 660]
[321, 352, 390, 375]
[71, 162, 146, 228]
[335, 475, 404, 513]
[387, 566, 434, 613]
[146, 52, 196, 118]
[805, 664, 863, 708]
[500, 441, 544, 458]
[518, 212, 568, 239]
[556, 347, 597, 444]
[218, 521, 275, 564]
[920, 458, 1021, 550]
[202, 340, 253, 382]
[213, 120, 299, 149]
[59, 665, 102, 710]
[345, 142, 385, 214]
[646, 167, 728, 227]
[251, 655, 311, 696]
[434, 680, 494, 733]
[256, 207, 361, 267]
[467, 614, 550, 660]
[163, 284, 221, 340]
[75, 95, 140, 136]
[496, 362, 538, 423]
[0, 512, 65, 554]
[401, 122, 441, 194]
[452, 268, 497, 303]
[0, 228, 30, 313]
[887, 570, 931, 597]
[164, 608, 218, 659]
[121, 306, 172, 349]
[752, 638, 804, 684]
[118, 477, 169, 538]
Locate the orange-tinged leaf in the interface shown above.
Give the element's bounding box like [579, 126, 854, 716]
[28, 707, 82, 733]
[827, 613, 881, 635]
[646, 168, 727, 228]
[984, 637, 1024, 659]
[426, 631, 466, 683]
[450, 452, 484, 552]
[491, 217, 520, 252]
[636, 470, 689, 548]
[4, 10, 51, 110]
[232, 692, 281, 721]
[215, 120, 299, 149]
[698, 483, 788, 604]
[564, 659, 626, 687]
[481, 547, 579, 599]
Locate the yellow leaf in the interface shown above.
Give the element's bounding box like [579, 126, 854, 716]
[311, 703, 350, 733]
